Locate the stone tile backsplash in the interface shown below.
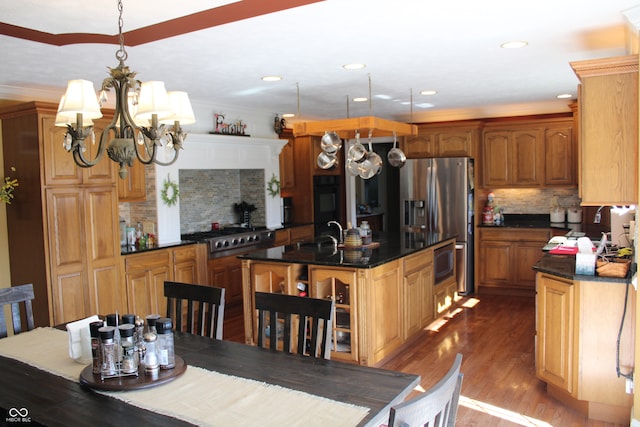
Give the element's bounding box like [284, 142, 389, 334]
[179, 169, 265, 233]
[476, 187, 581, 213]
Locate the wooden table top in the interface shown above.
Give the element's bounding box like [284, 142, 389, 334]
[0, 331, 420, 426]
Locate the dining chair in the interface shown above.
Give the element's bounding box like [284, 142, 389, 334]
[0, 283, 35, 339]
[164, 281, 226, 340]
[254, 291, 334, 359]
[387, 353, 464, 427]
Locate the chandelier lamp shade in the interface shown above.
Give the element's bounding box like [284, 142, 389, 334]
[55, 0, 195, 179]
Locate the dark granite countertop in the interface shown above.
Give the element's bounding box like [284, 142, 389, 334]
[121, 240, 200, 256]
[239, 231, 457, 269]
[533, 253, 634, 283]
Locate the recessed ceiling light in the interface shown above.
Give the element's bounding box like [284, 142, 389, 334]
[343, 63, 366, 70]
[353, 97, 368, 102]
[282, 113, 295, 118]
[500, 41, 528, 49]
[420, 90, 437, 96]
[261, 76, 282, 82]
[556, 93, 573, 99]
[415, 102, 435, 109]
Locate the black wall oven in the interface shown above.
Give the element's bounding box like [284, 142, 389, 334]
[313, 175, 341, 236]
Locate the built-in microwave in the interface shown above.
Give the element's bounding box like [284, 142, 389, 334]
[434, 242, 455, 286]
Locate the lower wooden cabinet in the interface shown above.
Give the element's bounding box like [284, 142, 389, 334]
[478, 228, 550, 296]
[208, 254, 244, 305]
[403, 250, 433, 338]
[123, 244, 205, 318]
[535, 273, 635, 423]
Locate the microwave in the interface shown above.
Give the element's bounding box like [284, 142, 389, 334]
[434, 242, 455, 286]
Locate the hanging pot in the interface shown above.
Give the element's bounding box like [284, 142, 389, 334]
[387, 132, 406, 168]
[321, 131, 342, 154]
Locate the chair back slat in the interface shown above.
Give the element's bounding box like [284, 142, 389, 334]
[164, 281, 225, 340]
[0, 284, 35, 339]
[388, 353, 464, 427]
[254, 292, 334, 359]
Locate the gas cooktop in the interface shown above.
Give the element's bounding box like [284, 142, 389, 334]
[181, 227, 274, 259]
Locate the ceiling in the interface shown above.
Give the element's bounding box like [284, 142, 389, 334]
[0, 0, 638, 125]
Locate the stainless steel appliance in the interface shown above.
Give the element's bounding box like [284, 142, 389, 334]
[400, 158, 474, 294]
[181, 227, 275, 259]
[313, 175, 342, 236]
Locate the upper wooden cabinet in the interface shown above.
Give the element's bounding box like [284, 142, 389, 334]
[571, 55, 638, 205]
[278, 136, 295, 192]
[402, 121, 480, 158]
[117, 161, 147, 202]
[480, 118, 575, 189]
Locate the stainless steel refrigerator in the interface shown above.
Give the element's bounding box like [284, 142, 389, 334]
[400, 158, 474, 295]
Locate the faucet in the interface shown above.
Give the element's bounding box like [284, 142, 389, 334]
[327, 220, 343, 244]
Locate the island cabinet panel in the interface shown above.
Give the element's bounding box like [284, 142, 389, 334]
[535, 272, 635, 424]
[359, 261, 403, 366]
[310, 267, 359, 363]
[571, 55, 638, 205]
[403, 250, 434, 338]
[208, 254, 244, 305]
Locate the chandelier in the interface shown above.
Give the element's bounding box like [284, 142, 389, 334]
[55, 0, 195, 179]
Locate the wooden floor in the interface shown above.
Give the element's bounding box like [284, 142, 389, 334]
[223, 295, 625, 427]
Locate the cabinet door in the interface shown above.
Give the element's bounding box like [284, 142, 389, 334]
[311, 267, 358, 363]
[513, 243, 544, 289]
[125, 251, 172, 318]
[209, 255, 243, 305]
[366, 262, 403, 363]
[512, 129, 543, 186]
[536, 273, 575, 394]
[545, 127, 575, 186]
[437, 130, 474, 157]
[279, 139, 295, 191]
[46, 188, 90, 324]
[482, 131, 511, 187]
[118, 161, 147, 201]
[290, 224, 314, 243]
[403, 134, 437, 158]
[273, 229, 290, 246]
[42, 115, 116, 186]
[84, 186, 124, 315]
[173, 245, 200, 284]
[479, 241, 512, 285]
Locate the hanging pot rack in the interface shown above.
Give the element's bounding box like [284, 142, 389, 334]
[293, 116, 417, 139]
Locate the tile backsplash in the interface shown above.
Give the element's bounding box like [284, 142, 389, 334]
[476, 187, 581, 213]
[179, 169, 265, 233]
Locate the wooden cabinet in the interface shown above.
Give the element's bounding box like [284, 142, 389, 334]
[1, 102, 122, 326]
[124, 250, 171, 319]
[536, 273, 635, 423]
[536, 273, 575, 393]
[278, 136, 295, 192]
[208, 254, 244, 305]
[481, 118, 575, 188]
[272, 224, 315, 246]
[310, 266, 359, 363]
[478, 227, 550, 296]
[571, 55, 638, 205]
[402, 122, 480, 158]
[123, 244, 205, 318]
[403, 250, 433, 338]
[482, 127, 544, 187]
[117, 161, 147, 201]
[273, 229, 290, 246]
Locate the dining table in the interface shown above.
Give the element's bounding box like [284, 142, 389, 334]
[0, 327, 420, 426]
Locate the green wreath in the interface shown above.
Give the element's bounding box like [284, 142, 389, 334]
[266, 173, 280, 198]
[161, 175, 180, 207]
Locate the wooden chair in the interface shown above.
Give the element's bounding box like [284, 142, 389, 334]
[164, 281, 225, 340]
[388, 353, 463, 427]
[255, 291, 334, 359]
[0, 284, 35, 339]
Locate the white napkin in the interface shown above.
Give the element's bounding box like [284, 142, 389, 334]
[66, 315, 101, 364]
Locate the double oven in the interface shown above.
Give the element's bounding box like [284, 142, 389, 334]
[313, 175, 342, 236]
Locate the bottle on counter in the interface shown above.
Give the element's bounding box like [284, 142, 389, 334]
[89, 321, 104, 375]
[118, 324, 138, 375]
[142, 332, 159, 375]
[359, 221, 372, 245]
[99, 326, 117, 378]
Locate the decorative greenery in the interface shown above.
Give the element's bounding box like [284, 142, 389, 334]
[161, 175, 179, 207]
[0, 167, 19, 204]
[266, 173, 280, 198]
[234, 201, 257, 213]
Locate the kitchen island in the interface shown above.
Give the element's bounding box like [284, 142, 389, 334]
[240, 232, 457, 366]
[533, 254, 635, 423]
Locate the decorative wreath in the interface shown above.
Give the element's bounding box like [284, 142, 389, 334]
[161, 175, 180, 207]
[266, 173, 280, 198]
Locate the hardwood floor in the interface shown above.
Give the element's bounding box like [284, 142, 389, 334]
[223, 295, 625, 427]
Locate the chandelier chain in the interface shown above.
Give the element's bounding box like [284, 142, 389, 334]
[115, 0, 128, 62]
